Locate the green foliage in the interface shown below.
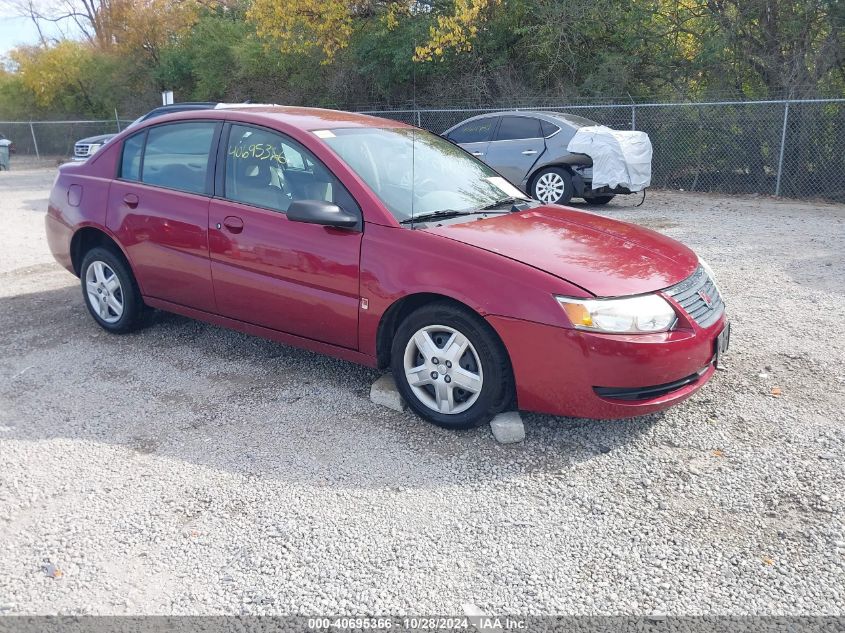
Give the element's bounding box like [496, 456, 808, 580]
[0, 68, 35, 119]
[156, 12, 252, 100]
[0, 0, 842, 120]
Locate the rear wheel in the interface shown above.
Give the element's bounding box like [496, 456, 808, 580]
[391, 302, 513, 430]
[80, 246, 147, 333]
[584, 194, 615, 205]
[531, 167, 574, 205]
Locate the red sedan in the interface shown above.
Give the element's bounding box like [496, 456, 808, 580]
[45, 106, 729, 429]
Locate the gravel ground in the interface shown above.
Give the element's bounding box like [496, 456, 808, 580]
[0, 168, 843, 616]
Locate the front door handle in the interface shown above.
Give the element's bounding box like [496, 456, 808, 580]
[471, 151, 484, 156]
[222, 216, 244, 234]
[123, 193, 139, 208]
[521, 150, 539, 155]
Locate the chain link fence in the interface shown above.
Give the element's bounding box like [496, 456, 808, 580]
[359, 99, 845, 202]
[2, 99, 843, 201]
[0, 119, 133, 162]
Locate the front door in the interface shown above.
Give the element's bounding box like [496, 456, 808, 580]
[447, 116, 497, 162]
[208, 123, 362, 349]
[107, 120, 220, 313]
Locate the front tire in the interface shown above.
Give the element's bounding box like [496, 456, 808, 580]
[391, 302, 514, 430]
[531, 167, 574, 205]
[80, 246, 147, 333]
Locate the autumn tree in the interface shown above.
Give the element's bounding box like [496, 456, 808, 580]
[10, 41, 95, 108]
[246, 0, 500, 63]
[4, 0, 201, 59]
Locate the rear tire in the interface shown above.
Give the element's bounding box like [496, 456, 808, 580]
[391, 302, 514, 430]
[531, 167, 574, 205]
[584, 194, 615, 205]
[80, 246, 148, 333]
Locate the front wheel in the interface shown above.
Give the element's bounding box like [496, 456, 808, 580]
[391, 302, 514, 430]
[531, 167, 574, 205]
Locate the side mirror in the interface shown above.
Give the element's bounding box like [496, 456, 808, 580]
[287, 200, 359, 230]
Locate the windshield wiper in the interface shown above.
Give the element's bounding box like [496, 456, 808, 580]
[399, 207, 516, 225]
[479, 197, 529, 211]
[399, 210, 477, 224]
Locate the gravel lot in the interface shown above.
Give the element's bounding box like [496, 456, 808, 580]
[1, 168, 843, 616]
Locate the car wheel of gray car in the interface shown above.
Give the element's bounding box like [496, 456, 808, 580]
[80, 246, 148, 334]
[584, 194, 615, 205]
[391, 301, 514, 430]
[531, 167, 573, 205]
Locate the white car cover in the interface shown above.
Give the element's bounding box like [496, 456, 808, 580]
[566, 126, 653, 192]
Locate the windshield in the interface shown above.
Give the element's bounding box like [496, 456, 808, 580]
[319, 127, 526, 222]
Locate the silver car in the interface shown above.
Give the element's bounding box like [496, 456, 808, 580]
[443, 111, 630, 205]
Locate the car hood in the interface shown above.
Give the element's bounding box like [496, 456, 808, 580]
[424, 205, 698, 297]
[76, 133, 116, 144]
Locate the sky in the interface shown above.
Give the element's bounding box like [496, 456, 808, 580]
[0, 5, 70, 58]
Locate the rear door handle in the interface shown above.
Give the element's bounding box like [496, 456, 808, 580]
[123, 193, 139, 208]
[521, 150, 539, 155]
[471, 151, 484, 156]
[222, 216, 244, 234]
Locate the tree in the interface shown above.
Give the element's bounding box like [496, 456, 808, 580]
[10, 41, 94, 108]
[4, 0, 201, 59]
[700, 0, 844, 98]
[246, 0, 499, 63]
[413, 0, 499, 61]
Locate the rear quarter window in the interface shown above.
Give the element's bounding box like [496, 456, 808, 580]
[541, 120, 560, 137]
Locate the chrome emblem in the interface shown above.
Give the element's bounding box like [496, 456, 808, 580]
[698, 289, 714, 308]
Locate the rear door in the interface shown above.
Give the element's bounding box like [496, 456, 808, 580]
[483, 116, 545, 185]
[445, 117, 496, 160]
[107, 120, 220, 312]
[207, 122, 362, 349]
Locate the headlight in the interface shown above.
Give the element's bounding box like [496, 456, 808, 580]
[556, 294, 677, 333]
[88, 144, 102, 155]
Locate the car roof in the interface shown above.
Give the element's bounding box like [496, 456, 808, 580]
[153, 102, 217, 110]
[140, 102, 218, 119]
[147, 105, 412, 131]
[443, 110, 597, 133]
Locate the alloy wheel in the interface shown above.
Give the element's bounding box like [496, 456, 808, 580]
[535, 172, 566, 203]
[85, 260, 124, 324]
[403, 324, 484, 415]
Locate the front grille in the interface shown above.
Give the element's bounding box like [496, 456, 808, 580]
[74, 144, 90, 158]
[664, 266, 724, 328]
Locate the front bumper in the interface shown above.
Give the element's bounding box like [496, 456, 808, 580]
[487, 312, 727, 419]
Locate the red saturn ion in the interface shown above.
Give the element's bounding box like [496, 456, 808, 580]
[46, 106, 730, 430]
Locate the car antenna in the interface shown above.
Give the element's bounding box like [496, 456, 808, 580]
[410, 18, 417, 229]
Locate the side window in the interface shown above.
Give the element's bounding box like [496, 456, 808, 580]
[495, 116, 542, 141]
[224, 123, 359, 215]
[141, 122, 216, 195]
[120, 131, 145, 181]
[448, 118, 495, 144]
[541, 120, 560, 137]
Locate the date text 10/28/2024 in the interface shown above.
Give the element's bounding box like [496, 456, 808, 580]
[307, 616, 528, 630]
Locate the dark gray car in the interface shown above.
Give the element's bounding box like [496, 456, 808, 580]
[443, 111, 630, 205]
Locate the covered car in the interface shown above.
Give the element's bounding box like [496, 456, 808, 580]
[443, 111, 652, 205]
